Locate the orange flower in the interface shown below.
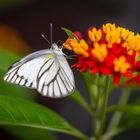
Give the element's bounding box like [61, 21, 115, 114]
[63, 38, 89, 57]
[63, 23, 140, 85]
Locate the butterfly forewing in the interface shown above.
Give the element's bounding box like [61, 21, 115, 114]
[4, 55, 50, 89]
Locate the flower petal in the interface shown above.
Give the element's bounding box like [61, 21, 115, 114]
[113, 72, 121, 86]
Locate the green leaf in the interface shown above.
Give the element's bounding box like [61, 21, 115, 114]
[61, 27, 80, 41]
[108, 105, 140, 115]
[69, 90, 93, 116]
[0, 50, 45, 139]
[0, 50, 20, 71]
[0, 69, 35, 99]
[118, 97, 140, 129]
[4, 126, 57, 140]
[108, 105, 140, 129]
[120, 113, 140, 129]
[0, 95, 88, 140]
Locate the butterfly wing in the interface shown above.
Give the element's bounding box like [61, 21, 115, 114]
[4, 49, 75, 98]
[4, 49, 52, 89]
[37, 55, 75, 98]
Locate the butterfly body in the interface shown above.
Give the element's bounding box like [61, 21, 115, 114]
[4, 43, 75, 98]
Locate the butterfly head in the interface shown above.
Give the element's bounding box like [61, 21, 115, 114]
[51, 43, 65, 56]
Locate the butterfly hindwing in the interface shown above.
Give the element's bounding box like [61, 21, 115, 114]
[37, 55, 75, 98]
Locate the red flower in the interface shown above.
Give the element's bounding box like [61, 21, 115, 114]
[113, 72, 121, 86]
[72, 56, 88, 72]
[126, 73, 140, 85]
[74, 31, 82, 40]
[135, 61, 140, 71]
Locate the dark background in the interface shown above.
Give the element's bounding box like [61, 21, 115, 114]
[0, 0, 140, 139]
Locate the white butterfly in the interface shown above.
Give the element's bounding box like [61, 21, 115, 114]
[4, 43, 75, 98]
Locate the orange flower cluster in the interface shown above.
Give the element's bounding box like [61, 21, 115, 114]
[63, 23, 140, 85]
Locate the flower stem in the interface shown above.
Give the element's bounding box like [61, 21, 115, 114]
[106, 89, 131, 138]
[70, 89, 93, 116]
[92, 84, 102, 136]
[82, 72, 100, 109]
[102, 128, 123, 140]
[96, 76, 110, 140]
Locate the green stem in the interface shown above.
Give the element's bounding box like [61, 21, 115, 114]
[71, 128, 90, 140]
[70, 90, 93, 117]
[85, 82, 97, 108]
[94, 79, 102, 109]
[106, 89, 131, 137]
[102, 128, 123, 140]
[92, 84, 101, 136]
[82, 73, 99, 109]
[96, 76, 110, 140]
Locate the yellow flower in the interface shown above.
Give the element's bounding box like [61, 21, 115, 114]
[113, 56, 130, 73]
[63, 38, 77, 50]
[63, 38, 89, 57]
[64, 23, 140, 60]
[88, 28, 102, 42]
[92, 43, 108, 62]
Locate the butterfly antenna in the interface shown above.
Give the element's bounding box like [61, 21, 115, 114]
[50, 23, 53, 45]
[57, 40, 64, 45]
[41, 34, 50, 44]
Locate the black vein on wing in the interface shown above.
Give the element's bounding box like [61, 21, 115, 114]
[13, 75, 19, 83]
[58, 72, 69, 93]
[39, 68, 60, 96]
[37, 59, 54, 90]
[4, 58, 39, 88]
[59, 70, 72, 90]
[37, 58, 52, 80]
[56, 78, 63, 97]
[60, 65, 74, 88]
